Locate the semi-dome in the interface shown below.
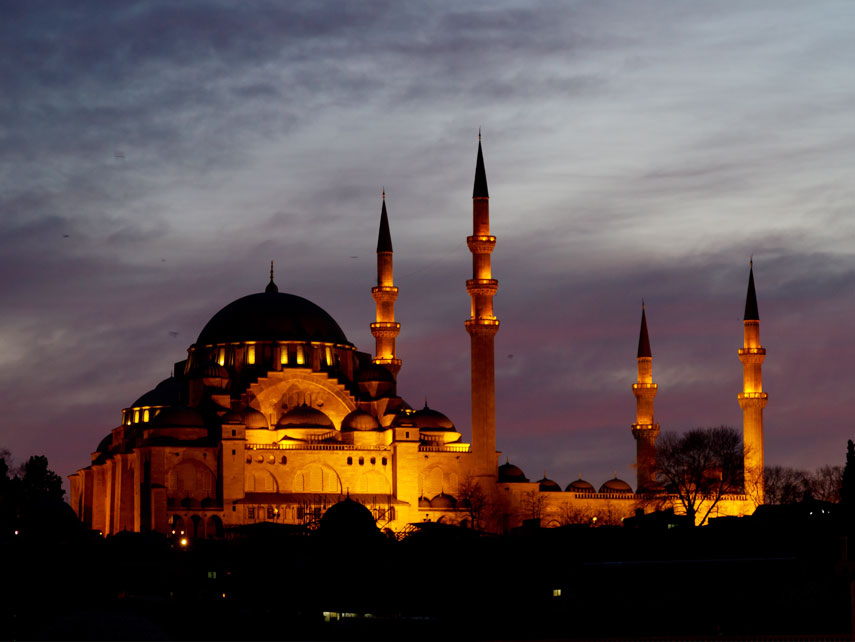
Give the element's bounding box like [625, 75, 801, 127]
[130, 376, 183, 408]
[599, 477, 633, 494]
[222, 406, 269, 430]
[196, 289, 352, 346]
[430, 493, 457, 509]
[498, 461, 529, 483]
[276, 404, 334, 430]
[536, 476, 562, 492]
[418, 496, 431, 508]
[412, 404, 455, 431]
[566, 477, 596, 493]
[152, 405, 205, 428]
[341, 408, 380, 432]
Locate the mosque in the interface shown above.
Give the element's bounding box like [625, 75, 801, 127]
[68, 140, 761, 537]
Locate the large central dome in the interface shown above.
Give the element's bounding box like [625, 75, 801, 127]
[196, 290, 352, 346]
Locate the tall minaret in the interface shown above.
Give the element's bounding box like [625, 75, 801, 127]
[370, 191, 401, 376]
[631, 303, 659, 493]
[738, 260, 767, 504]
[466, 134, 499, 479]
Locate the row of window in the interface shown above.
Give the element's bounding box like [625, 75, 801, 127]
[124, 407, 161, 425]
[243, 454, 389, 467]
[211, 343, 339, 368]
[246, 454, 288, 464]
[244, 505, 395, 522]
[347, 456, 387, 467]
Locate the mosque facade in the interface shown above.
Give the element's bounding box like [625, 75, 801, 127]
[69, 141, 759, 537]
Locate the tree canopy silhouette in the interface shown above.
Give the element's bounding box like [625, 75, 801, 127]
[0, 451, 65, 535]
[654, 426, 744, 526]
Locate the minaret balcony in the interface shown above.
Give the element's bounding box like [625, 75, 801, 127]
[467, 235, 497, 254]
[466, 278, 498, 296]
[371, 322, 400, 338]
[738, 391, 768, 410]
[738, 392, 767, 400]
[632, 383, 658, 390]
[465, 318, 500, 336]
[372, 286, 399, 303]
[631, 423, 660, 438]
[738, 347, 765, 355]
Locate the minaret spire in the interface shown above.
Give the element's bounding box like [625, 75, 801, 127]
[466, 134, 499, 479]
[473, 136, 489, 199]
[738, 260, 767, 504]
[631, 302, 659, 493]
[371, 190, 401, 376]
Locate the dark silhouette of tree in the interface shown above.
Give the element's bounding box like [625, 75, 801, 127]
[20, 455, 64, 505]
[458, 475, 489, 531]
[765, 465, 808, 504]
[807, 465, 843, 503]
[842, 441, 855, 521]
[765, 465, 843, 505]
[0, 452, 65, 534]
[0, 449, 17, 533]
[653, 426, 743, 526]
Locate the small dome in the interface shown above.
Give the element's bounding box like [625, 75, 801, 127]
[130, 376, 183, 408]
[197, 361, 230, 390]
[152, 405, 205, 428]
[412, 404, 455, 431]
[418, 496, 431, 508]
[498, 461, 529, 483]
[599, 477, 633, 494]
[222, 406, 269, 430]
[536, 476, 562, 492]
[96, 434, 112, 453]
[357, 363, 395, 383]
[341, 409, 380, 432]
[391, 409, 418, 428]
[276, 404, 333, 430]
[199, 361, 229, 380]
[430, 493, 457, 509]
[566, 478, 596, 493]
[319, 497, 378, 540]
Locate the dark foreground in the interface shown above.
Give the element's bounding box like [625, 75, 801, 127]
[2, 516, 854, 641]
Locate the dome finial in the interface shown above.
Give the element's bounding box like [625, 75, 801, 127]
[265, 260, 278, 294]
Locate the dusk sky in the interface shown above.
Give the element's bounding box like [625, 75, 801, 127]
[2, 1, 854, 492]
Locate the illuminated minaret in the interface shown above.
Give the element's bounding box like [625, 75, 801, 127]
[370, 191, 402, 376]
[466, 134, 499, 479]
[738, 260, 767, 504]
[631, 303, 659, 493]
